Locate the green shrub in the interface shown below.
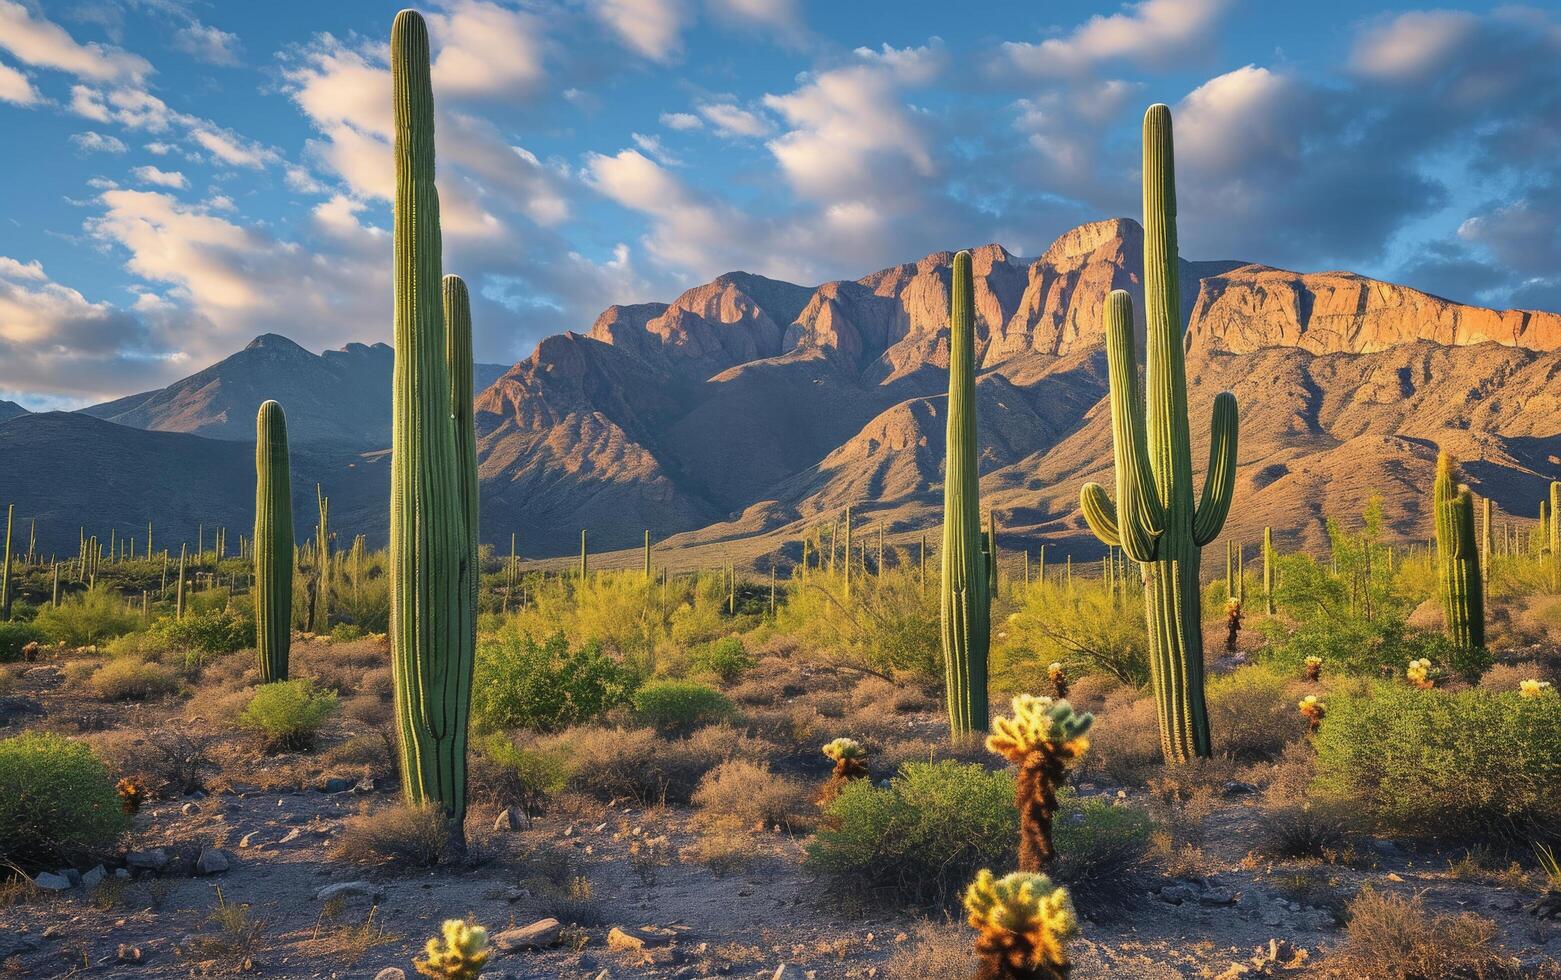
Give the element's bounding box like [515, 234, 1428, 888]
[1052, 793, 1152, 906]
[330, 623, 367, 642]
[90, 657, 179, 701]
[1313, 685, 1561, 845]
[995, 584, 1149, 688]
[0, 732, 128, 869]
[0, 620, 44, 662]
[476, 737, 572, 818]
[238, 679, 339, 751]
[688, 637, 754, 683]
[32, 588, 139, 647]
[773, 568, 941, 684]
[472, 630, 637, 733]
[1205, 664, 1306, 761]
[632, 680, 732, 734]
[150, 609, 255, 661]
[806, 761, 1016, 906]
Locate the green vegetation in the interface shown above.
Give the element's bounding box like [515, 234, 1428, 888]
[239, 678, 339, 751]
[0, 731, 127, 869]
[471, 630, 636, 733]
[631, 680, 733, 734]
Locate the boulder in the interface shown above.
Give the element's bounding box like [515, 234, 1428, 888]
[490, 918, 562, 952]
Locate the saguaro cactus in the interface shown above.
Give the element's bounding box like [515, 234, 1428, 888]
[1433, 452, 1484, 652]
[388, 8, 479, 843]
[1262, 526, 1276, 615]
[1080, 104, 1239, 763]
[254, 400, 294, 683]
[1550, 481, 1560, 593]
[941, 250, 992, 737]
[1, 503, 11, 621]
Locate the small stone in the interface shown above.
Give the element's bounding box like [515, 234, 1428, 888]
[1222, 780, 1258, 796]
[493, 807, 524, 832]
[1261, 910, 1284, 927]
[33, 871, 71, 891]
[238, 832, 259, 849]
[607, 926, 675, 952]
[1200, 886, 1238, 906]
[352, 778, 376, 795]
[114, 868, 131, 880]
[116, 944, 143, 963]
[315, 881, 383, 902]
[320, 777, 353, 794]
[772, 966, 808, 980]
[490, 918, 561, 952]
[181, 802, 200, 816]
[279, 828, 302, 844]
[61, 868, 83, 887]
[124, 848, 169, 871]
[196, 849, 230, 875]
[374, 970, 407, 980]
[82, 865, 107, 889]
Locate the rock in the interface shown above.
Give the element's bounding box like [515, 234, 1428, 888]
[772, 966, 808, 980]
[181, 802, 200, 816]
[607, 926, 675, 952]
[490, 918, 562, 952]
[114, 868, 131, 879]
[33, 871, 72, 891]
[61, 868, 83, 887]
[238, 832, 259, 849]
[196, 849, 230, 875]
[1261, 909, 1284, 928]
[1200, 886, 1238, 906]
[352, 777, 376, 795]
[124, 848, 169, 871]
[82, 865, 107, 889]
[1159, 884, 1199, 905]
[1222, 780, 1258, 796]
[315, 881, 383, 902]
[493, 807, 524, 831]
[373, 970, 407, 980]
[116, 944, 143, 963]
[319, 777, 353, 794]
[279, 828, 303, 843]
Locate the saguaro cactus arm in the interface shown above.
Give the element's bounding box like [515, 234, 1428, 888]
[1192, 392, 1238, 546]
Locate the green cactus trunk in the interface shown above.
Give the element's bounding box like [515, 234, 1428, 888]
[644, 530, 652, 579]
[1263, 526, 1276, 615]
[255, 400, 294, 683]
[1550, 482, 1560, 593]
[579, 530, 588, 579]
[1080, 105, 1238, 763]
[1433, 452, 1484, 651]
[843, 505, 853, 600]
[1, 503, 11, 621]
[176, 544, 187, 619]
[941, 250, 991, 738]
[388, 9, 479, 843]
[313, 485, 331, 634]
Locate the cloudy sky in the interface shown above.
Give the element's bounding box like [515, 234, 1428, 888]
[1, 0, 1558, 409]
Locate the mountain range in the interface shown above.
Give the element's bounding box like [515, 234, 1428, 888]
[1, 218, 1557, 568]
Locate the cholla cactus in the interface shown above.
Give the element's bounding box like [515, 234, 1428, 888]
[987, 695, 1093, 871]
[1303, 656, 1323, 682]
[116, 776, 147, 815]
[1297, 695, 1326, 733]
[1224, 597, 1243, 654]
[1520, 679, 1554, 699]
[1046, 662, 1069, 700]
[1406, 658, 1436, 690]
[414, 919, 489, 979]
[819, 736, 868, 804]
[964, 868, 1078, 980]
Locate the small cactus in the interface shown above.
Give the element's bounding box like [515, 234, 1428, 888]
[987, 695, 1092, 872]
[1297, 695, 1326, 733]
[414, 918, 489, 980]
[964, 868, 1078, 980]
[1046, 662, 1069, 700]
[1406, 658, 1437, 690]
[1519, 679, 1554, 699]
[116, 776, 147, 815]
[1303, 656, 1323, 682]
[1224, 597, 1242, 654]
[819, 736, 868, 804]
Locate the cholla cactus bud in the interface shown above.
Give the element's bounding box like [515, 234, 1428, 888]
[822, 736, 866, 764]
[1297, 694, 1326, 733]
[964, 868, 1078, 980]
[1519, 679, 1554, 699]
[1406, 658, 1436, 689]
[1046, 662, 1069, 700]
[1303, 656, 1322, 682]
[414, 919, 489, 980]
[988, 695, 1092, 872]
[818, 736, 869, 805]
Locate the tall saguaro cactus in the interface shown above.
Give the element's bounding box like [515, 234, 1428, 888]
[1550, 481, 1560, 593]
[1262, 526, 1276, 615]
[1433, 452, 1484, 652]
[388, 8, 479, 843]
[254, 401, 294, 682]
[941, 250, 991, 737]
[1080, 105, 1239, 763]
[1, 503, 11, 621]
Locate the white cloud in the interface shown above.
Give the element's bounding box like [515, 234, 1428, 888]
[69, 130, 127, 154]
[131, 165, 188, 189]
[1003, 0, 1231, 77]
[697, 102, 772, 137]
[659, 111, 701, 130]
[1351, 11, 1478, 83]
[0, 256, 47, 282]
[707, 0, 806, 44]
[591, 0, 689, 62]
[631, 132, 681, 165]
[172, 21, 242, 67]
[428, 0, 546, 99]
[0, 59, 38, 105]
[584, 148, 758, 274]
[0, 0, 151, 83]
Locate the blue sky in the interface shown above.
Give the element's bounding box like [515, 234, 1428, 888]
[1, 0, 1558, 409]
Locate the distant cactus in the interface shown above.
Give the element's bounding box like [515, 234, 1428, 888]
[1550, 481, 1560, 593]
[1079, 105, 1238, 763]
[1, 503, 11, 621]
[254, 401, 293, 683]
[987, 695, 1093, 871]
[1433, 452, 1484, 652]
[116, 776, 147, 815]
[1263, 526, 1276, 615]
[176, 543, 187, 619]
[1520, 679, 1554, 699]
[1297, 694, 1325, 733]
[964, 868, 1079, 980]
[1303, 656, 1322, 682]
[941, 250, 992, 737]
[1046, 662, 1069, 700]
[414, 918, 489, 980]
[819, 736, 868, 804]
[1406, 657, 1437, 690]
[1224, 597, 1242, 654]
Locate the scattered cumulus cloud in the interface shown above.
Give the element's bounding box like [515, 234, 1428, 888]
[130, 165, 188, 188]
[171, 21, 242, 67]
[69, 130, 127, 154]
[1002, 0, 1232, 77]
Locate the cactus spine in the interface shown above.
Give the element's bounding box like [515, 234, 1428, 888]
[388, 8, 479, 843]
[254, 400, 294, 682]
[1079, 105, 1239, 763]
[1433, 452, 1484, 651]
[941, 250, 992, 737]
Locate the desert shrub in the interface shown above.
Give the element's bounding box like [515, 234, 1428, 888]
[687, 636, 754, 683]
[90, 657, 179, 701]
[32, 587, 139, 646]
[806, 761, 1016, 906]
[1205, 664, 1306, 761]
[238, 679, 338, 752]
[1321, 886, 1522, 979]
[330, 623, 366, 642]
[995, 584, 1149, 688]
[1051, 794, 1152, 907]
[0, 620, 44, 662]
[150, 609, 254, 661]
[692, 759, 812, 831]
[1313, 685, 1561, 845]
[334, 574, 389, 634]
[473, 737, 571, 818]
[774, 569, 941, 684]
[632, 680, 732, 734]
[0, 732, 128, 869]
[540, 723, 766, 804]
[1255, 742, 1355, 858]
[334, 803, 450, 867]
[1084, 693, 1163, 785]
[472, 629, 636, 733]
[882, 922, 976, 980]
[1480, 660, 1556, 692]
